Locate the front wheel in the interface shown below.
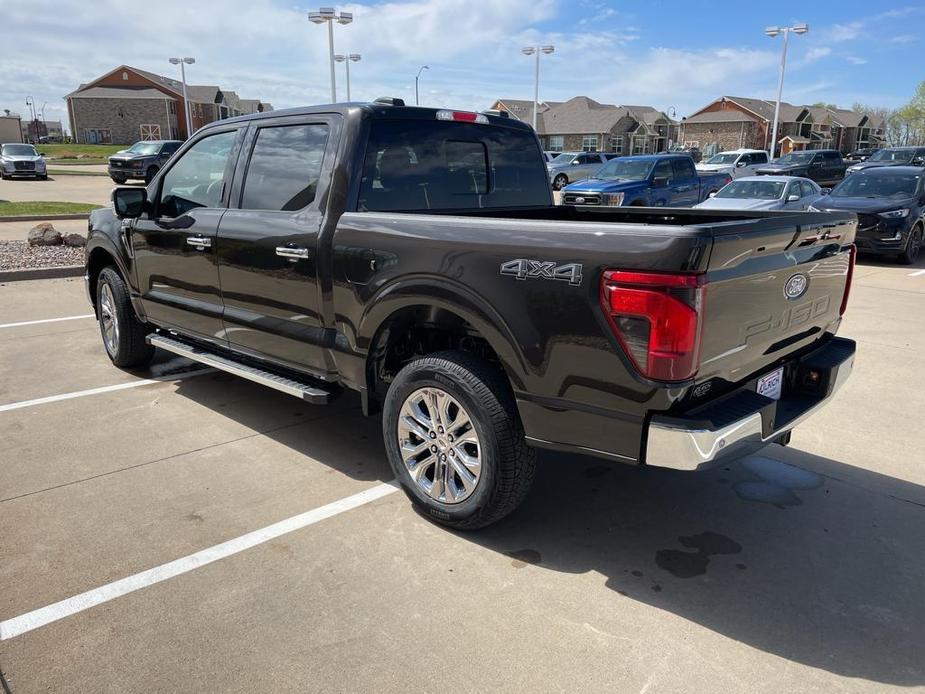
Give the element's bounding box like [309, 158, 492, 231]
[111, 175, 127, 184]
[898, 226, 922, 265]
[96, 267, 155, 368]
[383, 351, 535, 529]
[144, 166, 159, 184]
[553, 174, 568, 190]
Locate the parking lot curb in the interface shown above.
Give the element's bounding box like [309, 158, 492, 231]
[0, 265, 84, 282]
[0, 214, 91, 223]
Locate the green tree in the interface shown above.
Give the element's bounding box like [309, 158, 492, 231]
[853, 81, 925, 146]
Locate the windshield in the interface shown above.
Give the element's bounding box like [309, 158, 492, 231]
[593, 158, 654, 181]
[868, 149, 913, 163]
[705, 153, 739, 165]
[715, 180, 785, 200]
[830, 172, 921, 198]
[127, 142, 161, 155]
[1, 144, 37, 157]
[550, 153, 576, 164]
[776, 152, 814, 164]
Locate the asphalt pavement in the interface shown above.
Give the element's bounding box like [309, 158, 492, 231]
[0, 256, 924, 693]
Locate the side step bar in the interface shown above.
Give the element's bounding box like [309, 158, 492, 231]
[148, 333, 331, 405]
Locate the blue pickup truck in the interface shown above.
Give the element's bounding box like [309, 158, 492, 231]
[561, 154, 732, 207]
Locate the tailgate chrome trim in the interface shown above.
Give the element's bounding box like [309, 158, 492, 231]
[645, 341, 854, 471]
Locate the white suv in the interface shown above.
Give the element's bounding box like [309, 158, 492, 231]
[697, 149, 769, 179]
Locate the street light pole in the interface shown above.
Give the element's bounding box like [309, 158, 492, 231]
[169, 57, 196, 139]
[415, 65, 429, 106]
[309, 8, 354, 103]
[765, 23, 808, 159]
[520, 45, 554, 132]
[334, 54, 361, 101]
[25, 97, 36, 143]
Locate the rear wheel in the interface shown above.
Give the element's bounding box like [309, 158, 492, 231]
[898, 225, 922, 265]
[383, 350, 535, 529]
[111, 174, 127, 184]
[553, 174, 568, 190]
[96, 266, 155, 368]
[144, 166, 159, 184]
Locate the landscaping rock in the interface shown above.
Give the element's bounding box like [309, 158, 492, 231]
[28, 223, 62, 247]
[63, 233, 87, 247]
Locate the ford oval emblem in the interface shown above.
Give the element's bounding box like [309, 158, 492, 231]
[575, 196, 586, 204]
[784, 273, 809, 300]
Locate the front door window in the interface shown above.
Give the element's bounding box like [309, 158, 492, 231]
[158, 130, 237, 218]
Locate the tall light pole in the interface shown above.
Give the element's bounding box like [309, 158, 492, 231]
[415, 65, 429, 106]
[168, 57, 195, 139]
[309, 8, 353, 103]
[521, 45, 554, 132]
[334, 54, 361, 101]
[25, 97, 36, 143]
[764, 23, 808, 159]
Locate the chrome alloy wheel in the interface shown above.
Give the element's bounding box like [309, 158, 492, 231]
[396, 387, 482, 504]
[99, 283, 119, 355]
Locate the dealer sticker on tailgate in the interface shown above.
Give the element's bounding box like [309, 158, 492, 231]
[757, 367, 784, 401]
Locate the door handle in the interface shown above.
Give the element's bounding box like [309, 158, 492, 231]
[276, 246, 310, 259]
[186, 235, 212, 250]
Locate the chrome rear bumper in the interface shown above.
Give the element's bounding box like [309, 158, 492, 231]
[645, 337, 855, 471]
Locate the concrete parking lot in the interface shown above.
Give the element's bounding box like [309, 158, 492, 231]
[0, 171, 135, 208]
[1, 259, 924, 692]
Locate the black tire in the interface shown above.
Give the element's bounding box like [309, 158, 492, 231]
[111, 175, 127, 184]
[144, 166, 159, 184]
[39, 174, 48, 180]
[96, 266, 155, 368]
[898, 225, 922, 265]
[553, 174, 568, 191]
[383, 350, 535, 530]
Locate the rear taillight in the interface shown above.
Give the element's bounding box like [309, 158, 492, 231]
[839, 244, 856, 316]
[600, 270, 707, 382]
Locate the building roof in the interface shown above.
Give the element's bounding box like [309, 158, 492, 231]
[779, 135, 812, 143]
[682, 110, 754, 124]
[688, 96, 884, 133]
[186, 85, 221, 104]
[538, 97, 631, 134]
[494, 98, 561, 125]
[69, 86, 171, 100]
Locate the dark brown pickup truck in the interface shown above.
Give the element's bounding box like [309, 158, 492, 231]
[84, 98, 857, 529]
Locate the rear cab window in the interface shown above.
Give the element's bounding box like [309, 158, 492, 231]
[357, 118, 550, 211]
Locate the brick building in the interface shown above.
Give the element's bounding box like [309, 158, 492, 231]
[679, 96, 885, 156]
[65, 65, 272, 144]
[489, 97, 678, 154]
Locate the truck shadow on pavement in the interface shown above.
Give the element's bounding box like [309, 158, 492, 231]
[171, 374, 924, 687]
[468, 447, 925, 688]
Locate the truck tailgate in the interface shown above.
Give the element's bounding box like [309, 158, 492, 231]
[697, 211, 856, 384]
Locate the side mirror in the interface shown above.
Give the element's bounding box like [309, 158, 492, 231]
[39, 152, 46, 156]
[735, 160, 746, 167]
[112, 186, 146, 219]
[570, 160, 580, 165]
[787, 194, 800, 202]
[820, 188, 831, 195]
[652, 176, 668, 187]
[708, 191, 717, 198]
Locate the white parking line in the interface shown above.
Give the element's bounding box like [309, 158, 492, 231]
[0, 368, 213, 413]
[0, 314, 95, 330]
[0, 482, 400, 640]
[908, 269, 925, 277]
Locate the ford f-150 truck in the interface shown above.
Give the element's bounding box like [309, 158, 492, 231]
[85, 99, 857, 529]
[561, 154, 732, 207]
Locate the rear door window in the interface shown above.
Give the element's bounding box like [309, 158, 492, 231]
[240, 123, 329, 211]
[358, 119, 549, 211]
[671, 158, 696, 180]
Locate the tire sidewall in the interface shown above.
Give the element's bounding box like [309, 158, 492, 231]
[97, 268, 127, 363]
[383, 360, 501, 524]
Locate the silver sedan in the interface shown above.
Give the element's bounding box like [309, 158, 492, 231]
[694, 175, 823, 211]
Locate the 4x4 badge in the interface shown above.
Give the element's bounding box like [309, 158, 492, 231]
[500, 259, 583, 286]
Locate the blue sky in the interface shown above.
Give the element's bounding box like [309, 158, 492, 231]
[1, 0, 921, 133]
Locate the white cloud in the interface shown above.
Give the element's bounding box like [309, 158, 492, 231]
[823, 21, 864, 42]
[846, 56, 868, 65]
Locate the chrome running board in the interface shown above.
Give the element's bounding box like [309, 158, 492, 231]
[148, 333, 331, 405]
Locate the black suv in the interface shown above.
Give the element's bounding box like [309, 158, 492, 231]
[845, 146, 925, 175]
[755, 149, 848, 186]
[811, 166, 924, 264]
[108, 140, 183, 184]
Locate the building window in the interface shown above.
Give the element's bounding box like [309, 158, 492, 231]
[632, 136, 646, 154]
[122, 71, 128, 80]
[547, 135, 564, 152]
[610, 136, 623, 154]
[581, 135, 598, 152]
[171, 127, 180, 140]
[140, 124, 161, 140]
[85, 128, 112, 144]
[168, 101, 176, 115]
